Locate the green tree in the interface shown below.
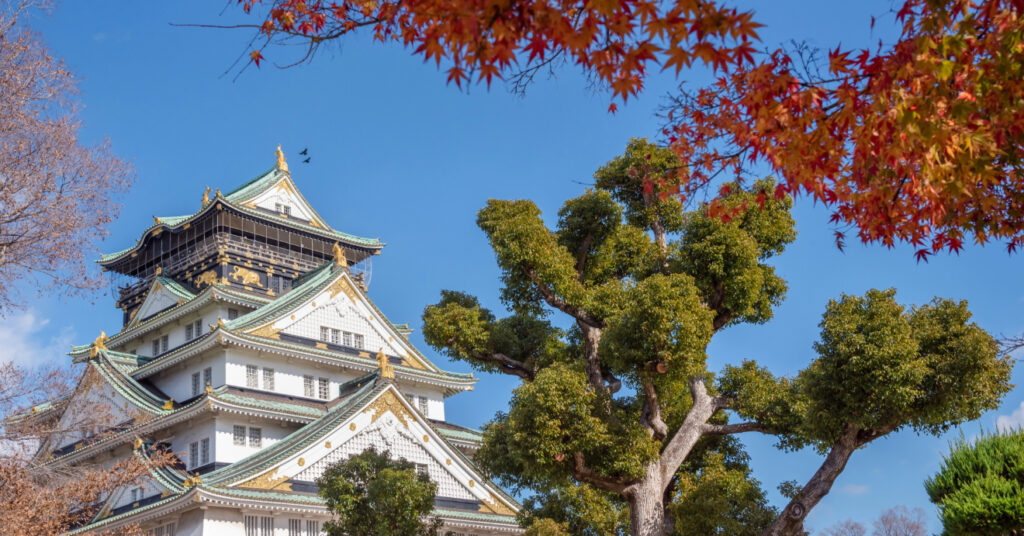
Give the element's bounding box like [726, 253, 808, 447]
[317, 447, 442, 536]
[926, 429, 1024, 535]
[422, 138, 1013, 536]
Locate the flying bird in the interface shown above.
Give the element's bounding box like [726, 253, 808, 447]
[302, 157, 311, 164]
[299, 148, 308, 155]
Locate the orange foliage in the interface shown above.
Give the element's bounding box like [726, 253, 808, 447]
[236, 0, 1024, 255]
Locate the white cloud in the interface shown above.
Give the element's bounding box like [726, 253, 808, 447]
[996, 401, 1024, 432]
[840, 484, 869, 495]
[0, 310, 75, 368]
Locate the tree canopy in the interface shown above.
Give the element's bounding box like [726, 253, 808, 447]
[926, 429, 1024, 535]
[418, 138, 1012, 535]
[232, 0, 1024, 257]
[316, 447, 442, 536]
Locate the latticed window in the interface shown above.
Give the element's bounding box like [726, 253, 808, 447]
[330, 328, 341, 344]
[415, 463, 429, 477]
[319, 326, 330, 342]
[233, 425, 246, 446]
[200, 438, 210, 465]
[305, 520, 320, 536]
[189, 441, 198, 468]
[419, 396, 429, 415]
[342, 331, 352, 347]
[263, 368, 274, 391]
[228, 308, 239, 320]
[246, 365, 258, 388]
[160, 335, 168, 353]
[353, 333, 364, 348]
[303, 375, 314, 397]
[318, 377, 329, 400]
[203, 367, 212, 389]
[249, 427, 262, 448]
[289, 519, 302, 536]
[191, 372, 201, 397]
[245, 516, 274, 536]
[185, 323, 193, 341]
[152, 340, 159, 355]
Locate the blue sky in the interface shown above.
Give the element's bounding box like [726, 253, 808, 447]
[10, 1, 1022, 532]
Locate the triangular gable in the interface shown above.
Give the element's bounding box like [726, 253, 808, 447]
[215, 383, 517, 516]
[128, 277, 194, 328]
[243, 177, 328, 228]
[235, 268, 437, 372]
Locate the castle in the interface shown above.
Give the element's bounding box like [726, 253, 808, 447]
[28, 147, 521, 535]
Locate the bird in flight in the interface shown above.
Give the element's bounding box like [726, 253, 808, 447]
[299, 148, 308, 156]
[302, 157, 311, 164]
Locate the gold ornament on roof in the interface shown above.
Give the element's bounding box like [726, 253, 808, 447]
[132, 437, 144, 450]
[215, 187, 222, 197]
[376, 348, 395, 379]
[201, 186, 211, 207]
[205, 381, 214, 395]
[155, 266, 163, 276]
[90, 331, 109, 359]
[163, 399, 174, 410]
[275, 144, 289, 173]
[153, 216, 162, 225]
[332, 242, 346, 267]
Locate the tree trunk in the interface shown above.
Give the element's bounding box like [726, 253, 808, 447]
[762, 425, 860, 536]
[626, 462, 668, 536]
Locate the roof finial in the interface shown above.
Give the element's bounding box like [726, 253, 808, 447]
[332, 242, 346, 268]
[201, 186, 211, 207]
[90, 331, 109, 359]
[376, 348, 395, 380]
[275, 144, 289, 173]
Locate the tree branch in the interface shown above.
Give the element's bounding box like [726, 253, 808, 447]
[467, 351, 536, 381]
[657, 377, 720, 492]
[639, 371, 668, 441]
[701, 421, 770, 435]
[569, 451, 632, 494]
[523, 267, 603, 328]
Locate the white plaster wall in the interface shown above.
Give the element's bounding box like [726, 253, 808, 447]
[110, 475, 165, 510]
[397, 385, 446, 421]
[150, 350, 227, 403]
[122, 302, 241, 358]
[168, 417, 216, 470]
[173, 508, 208, 536]
[213, 415, 298, 464]
[200, 507, 246, 536]
[224, 348, 359, 401]
[247, 178, 320, 223]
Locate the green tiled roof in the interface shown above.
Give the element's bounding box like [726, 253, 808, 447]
[226, 261, 336, 332]
[155, 276, 195, 300]
[93, 351, 170, 415]
[205, 376, 385, 486]
[214, 389, 325, 419]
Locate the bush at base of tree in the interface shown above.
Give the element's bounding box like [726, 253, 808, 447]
[316, 447, 442, 536]
[926, 429, 1024, 535]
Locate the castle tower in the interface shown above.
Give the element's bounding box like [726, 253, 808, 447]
[21, 148, 521, 536]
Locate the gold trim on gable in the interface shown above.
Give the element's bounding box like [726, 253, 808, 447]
[238, 469, 291, 491]
[248, 324, 282, 340]
[363, 390, 412, 428]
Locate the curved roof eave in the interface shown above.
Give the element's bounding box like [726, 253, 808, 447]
[97, 196, 383, 267]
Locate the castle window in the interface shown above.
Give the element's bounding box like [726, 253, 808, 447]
[246, 365, 258, 389]
[160, 335, 168, 353]
[305, 520, 319, 536]
[186, 319, 202, 341]
[419, 396, 429, 416]
[204, 367, 212, 389]
[151, 340, 159, 355]
[319, 327, 329, 342]
[353, 333, 364, 349]
[185, 324, 192, 341]
[289, 519, 302, 536]
[200, 437, 210, 465]
[245, 515, 274, 536]
[263, 368, 274, 391]
[342, 331, 352, 347]
[228, 308, 239, 320]
[191, 372, 201, 397]
[248, 427, 262, 448]
[275, 202, 291, 215]
[318, 377, 329, 400]
[233, 425, 246, 446]
[303, 375, 314, 397]
[415, 463, 429, 477]
[189, 441, 198, 468]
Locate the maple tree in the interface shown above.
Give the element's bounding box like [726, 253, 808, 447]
[0, 0, 133, 311]
[0, 361, 162, 536]
[232, 0, 1024, 256]
[419, 139, 1013, 535]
